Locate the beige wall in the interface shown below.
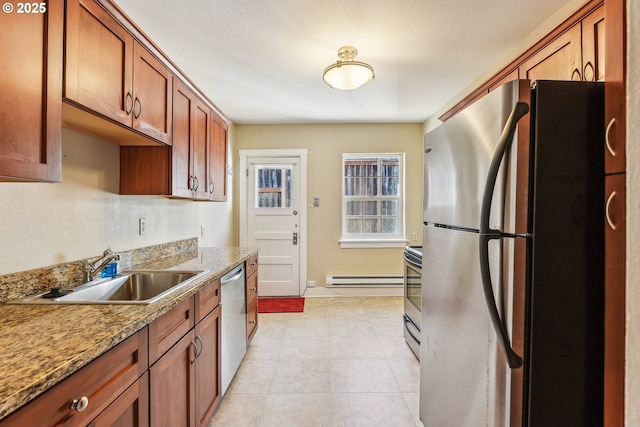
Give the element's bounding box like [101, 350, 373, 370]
[0, 127, 236, 276]
[626, 2, 639, 425]
[234, 123, 423, 287]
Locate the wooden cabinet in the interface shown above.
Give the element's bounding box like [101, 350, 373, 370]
[149, 297, 195, 364]
[195, 306, 222, 427]
[0, 329, 148, 427]
[209, 116, 229, 201]
[246, 254, 259, 343]
[149, 279, 222, 427]
[0, 0, 63, 182]
[89, 373, 149, 427]
[120, 79, 229, 200]
[441, 1, 604, 122]
[603, 1, 626, 425]
[520, 23, 583, 81]
[64, 0, 172, 145]
[150, 329, 197, 427]
[582, 5, 606, 82]
[604, 172, 626, 427]
[604, 0, 625, 175]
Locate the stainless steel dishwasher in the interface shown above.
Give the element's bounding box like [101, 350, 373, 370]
[221, 264, 247, 395]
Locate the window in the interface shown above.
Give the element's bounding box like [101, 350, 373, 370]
[255, 165, 292, 208]
[340, 153, 406, 248]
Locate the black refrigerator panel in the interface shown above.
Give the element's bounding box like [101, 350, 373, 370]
[524, 80, 604, 426]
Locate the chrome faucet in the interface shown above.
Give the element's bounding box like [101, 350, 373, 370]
[83, 249, 120, 282]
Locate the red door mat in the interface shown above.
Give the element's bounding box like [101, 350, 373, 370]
[258, 297, 305, 313]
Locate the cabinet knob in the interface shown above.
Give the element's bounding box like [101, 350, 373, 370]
[70, 396, 89, 412]
[209, 181, 214, 193]
[251, 287, 257, 292]
[249, 320, 256, 324]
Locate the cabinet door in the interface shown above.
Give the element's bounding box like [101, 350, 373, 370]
[0, 0, 62, 182]
[132, 42, 172, 144]
[65, 0, 133, 126]
[172, 79, 196, 198]
[150, 331, 197, 427]
[519, 23, 582, 81]
[193, 99, 211, 200]
[581, 5, 605, 82]
[208, 116, 228, 201]
[195, 306, 222, 427]
[604, 173, 626, 427]
[89, 373, 149, 427]
[604, 0, 625, 174]
[246, 271, 259, 343]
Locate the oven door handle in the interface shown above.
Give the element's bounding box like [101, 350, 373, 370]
[403, 252, 422, 270]
[403, 314, 421, 344]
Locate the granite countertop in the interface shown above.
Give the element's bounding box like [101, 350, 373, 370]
[0, 247, 257, 420]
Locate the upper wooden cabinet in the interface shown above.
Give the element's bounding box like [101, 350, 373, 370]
[582, 5, 606, 82]
[121, 79, 229, 201]
[441, 1, 605, 122]
[209, 117, 229, 201]
[520, 5, 604, 82]
[604, 0, 625, 174]
[64, 0, 172, 145]
[520, 23, 583, 81]
[0, 0, 63, 182]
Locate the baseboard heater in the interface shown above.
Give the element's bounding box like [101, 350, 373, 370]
[325, 274, 403, 287]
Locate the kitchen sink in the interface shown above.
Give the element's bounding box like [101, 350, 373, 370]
[9, 270, 208, 305]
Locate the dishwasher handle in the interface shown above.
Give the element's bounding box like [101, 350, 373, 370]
[221, 265, 245, 285]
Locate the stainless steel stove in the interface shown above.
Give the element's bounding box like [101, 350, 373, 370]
[403, 245, 421, 359]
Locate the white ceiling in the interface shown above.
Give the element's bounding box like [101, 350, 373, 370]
[113, 0, 582, 124]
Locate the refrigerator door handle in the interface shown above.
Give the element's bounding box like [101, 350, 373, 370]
[478, 101, 528, 369]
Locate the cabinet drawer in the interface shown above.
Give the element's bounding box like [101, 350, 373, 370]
[0, 328, 148, 427]
[246, 254, 258, 277]
[246, 270, 258, 309]
[246, 302, 258, 343]
[149, 297, 195, 364]
[195, 278, 221, 323]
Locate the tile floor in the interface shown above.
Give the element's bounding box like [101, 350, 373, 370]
[209, 296, 423, 427]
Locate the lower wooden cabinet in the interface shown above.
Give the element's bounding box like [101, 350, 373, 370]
[149, 282, 222, 427]
[1, 276, 225, 427]
[195, 306, 222, 427]
[150, 330, 197, 427]
[246, 255, 259, 344]
[0, 329, 148, 427]
[89, 373, 149, 427]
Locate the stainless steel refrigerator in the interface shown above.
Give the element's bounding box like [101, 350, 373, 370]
[420, 79, 604, 427]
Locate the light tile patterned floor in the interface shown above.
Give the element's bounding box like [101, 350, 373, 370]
[209, 296, 423, 427]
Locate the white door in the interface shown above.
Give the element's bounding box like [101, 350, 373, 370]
[247, 157, 300, 296]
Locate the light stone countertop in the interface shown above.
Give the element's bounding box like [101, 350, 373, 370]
[0, 247, 257, 420]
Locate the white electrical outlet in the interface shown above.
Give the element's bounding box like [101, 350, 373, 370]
[412, 232, 418, 241]
[139, 218, 147, 235]
[201, 225, 205, 238]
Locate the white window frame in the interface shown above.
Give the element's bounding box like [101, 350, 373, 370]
[339, 153, 407, 249]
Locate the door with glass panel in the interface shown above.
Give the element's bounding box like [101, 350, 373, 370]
[248, 157, 300, 296]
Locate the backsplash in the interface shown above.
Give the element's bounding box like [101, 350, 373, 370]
[0, 238, 198, 303]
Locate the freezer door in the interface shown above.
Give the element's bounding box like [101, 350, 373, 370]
[420, 224, 509, 427]
[423, 79, 527, 232]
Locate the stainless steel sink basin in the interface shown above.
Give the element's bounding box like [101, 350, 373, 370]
[9, 270, 208, 305]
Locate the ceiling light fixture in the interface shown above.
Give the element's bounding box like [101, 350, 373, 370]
[322, 46, 375, 90]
